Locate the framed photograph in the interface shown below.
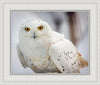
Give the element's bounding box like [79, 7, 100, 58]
[11, 10, 89, 75]
[0, 0, 100, 85]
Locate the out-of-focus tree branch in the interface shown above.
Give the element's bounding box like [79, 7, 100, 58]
[66, 12, 82, 45]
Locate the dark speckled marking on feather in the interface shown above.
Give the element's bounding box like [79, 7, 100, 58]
[62, 65, 64, 68]
[65, 52, 68, 55]
[65, 57, 68, 60]
[67, 55, 72, 59]
[31, 64, 34, 66]
[72, 63, 74, 66]
[73, 70, 77, 73]
[58, 59, 60, 61]
[66, 58, 68, 60]
[74, 61, 76, 64]
[63, 69, 65, 71]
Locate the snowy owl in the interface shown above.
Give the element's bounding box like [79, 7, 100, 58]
[17, 19, 88, 73]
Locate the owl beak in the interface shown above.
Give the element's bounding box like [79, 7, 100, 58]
[33, 33, 36, 39]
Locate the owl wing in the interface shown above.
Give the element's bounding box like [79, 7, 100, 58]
[16, 44, 28, 68]
[49, 39, 81, 73]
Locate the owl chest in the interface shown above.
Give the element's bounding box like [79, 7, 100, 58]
[25, 44, 49, 58]
[22, 44, 51, 67]
[20, 39, 57, 71]
[24, 46, 57, 71]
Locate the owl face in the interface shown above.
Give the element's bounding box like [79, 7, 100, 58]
[19, 19, 52, 40]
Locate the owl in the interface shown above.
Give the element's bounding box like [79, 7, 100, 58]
[16, 19, 88, 73]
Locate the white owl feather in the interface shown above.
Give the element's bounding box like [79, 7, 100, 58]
[17, 19, 88, 73]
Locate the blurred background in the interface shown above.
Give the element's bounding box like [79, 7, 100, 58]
[11, 11, 89, 74]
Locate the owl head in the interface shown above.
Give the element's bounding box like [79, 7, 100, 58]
[19, 19, 52, 41]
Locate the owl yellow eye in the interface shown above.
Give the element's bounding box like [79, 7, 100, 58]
[25, 27, 30, 32]
[38, 26, 43, 31]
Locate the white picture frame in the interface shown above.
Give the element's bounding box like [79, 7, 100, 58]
[0, 0, 100, 85]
